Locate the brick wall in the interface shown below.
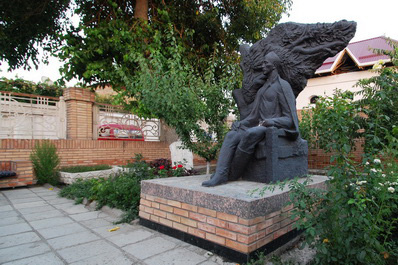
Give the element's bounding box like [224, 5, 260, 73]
[307, 138, 364, 169]
[0, 139, 171, 188]
[139, 193, 296, 254]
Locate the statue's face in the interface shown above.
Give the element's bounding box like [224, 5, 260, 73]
[262, 59, 275, 76]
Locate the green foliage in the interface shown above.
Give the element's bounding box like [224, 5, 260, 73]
[0, 0, 71, 70]
[58, 154, 195, 223]
[59, 157, 155, 222]
[94, 94, 115, 105]
[356, 42, 398, 154]
[59, 178, 95, 203]
[0, 77, 64, 97]
[30, 141, 60, 185]
[114, 27, 240, 162]
[299, 90, 361, 154]
[59, 164, 112, 173]
[288, 44, 398, 264]
[57, 0, 291, 86]
[55, 1, 291, 162]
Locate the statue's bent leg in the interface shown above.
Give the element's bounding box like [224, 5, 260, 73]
[202, 131, 241, 187]
[229, 126, 268, 180]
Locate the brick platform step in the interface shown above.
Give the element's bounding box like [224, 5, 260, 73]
[139, 174, 328, 263]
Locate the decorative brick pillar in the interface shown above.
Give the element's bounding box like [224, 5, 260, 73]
[64, 87, 96, 140]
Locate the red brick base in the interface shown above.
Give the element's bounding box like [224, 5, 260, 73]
[139, 193, 296, 254]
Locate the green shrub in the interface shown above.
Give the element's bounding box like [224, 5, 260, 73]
[30, 141, 60, 185]
[289, 77, 398, 263]
[0, 77, 64, 97]
[60, 164, 112, 173]
[59, 178, 97, 204]
[58, 154, 200, 223]
[59, 154, 156, 223]
[260, 44, 398, 264]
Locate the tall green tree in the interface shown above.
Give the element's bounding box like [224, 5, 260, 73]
[0, 0, 71, 70]
[58, 0, 292, 87]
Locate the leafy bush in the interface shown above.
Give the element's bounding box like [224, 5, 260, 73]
[287, 47, 398, 264]
[0, 77, 64, 97]
[30, 141, 60, 185]
[60, 164, 112, 173]
[59, 154, 199, 223]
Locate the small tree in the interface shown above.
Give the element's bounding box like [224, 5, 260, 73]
[30, 141, 60, 185]
[115, 27, 240, 172]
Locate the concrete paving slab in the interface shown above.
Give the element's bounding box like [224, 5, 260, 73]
[2, 189, 34, 196]
[0, 186, 231, 265]
[0, 232, 41, 249]
[2, 252, 64, 265]
[0, 222, 31, 237]
[18, 205, 56, 215]
[107, 229, 154, 247]
[144, 247, 207, 265]
[13, 201, 49, 209]
[23, 209, 65, 222]
[0, 242, 51, 263]
[69, 211, 102, 222]
[79, 218, 113, 229]
[5, 193, 40, 200]
[37, 222, 88, 239]
[1, 210, 19, 218]
[0, 200, 10, 206]
[57, 240, 120, 263]
[28, 187, 49, 192]
[70, 251, 136, 265]
[122, 236, 176, 260]
[0, 216, 26, 226]
[62, 204, 90, 215]
[52, 201, 76, 210]
[30, 216, 74, 230]
[0, 205, 13, 212]
[7, 196, 45, 204]
[47, 230, 100, 250]
[91, 224, 135, 238]
[198, 261, 219, 265]
[45, 197, 73, 205]
[37, 194, 59, 200]
[187, 244, 209, 256]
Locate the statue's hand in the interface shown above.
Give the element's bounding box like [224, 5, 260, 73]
[231, 121, 240, 131]
[259, 119, 275, 127]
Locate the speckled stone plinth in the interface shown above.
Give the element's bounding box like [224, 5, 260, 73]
[139, 175, 328, 263]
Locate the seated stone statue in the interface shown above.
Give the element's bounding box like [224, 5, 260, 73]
[202, 52, 299, 187]
[202, 20, 357, 187]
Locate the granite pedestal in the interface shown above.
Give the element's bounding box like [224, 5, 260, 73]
[139, 175, 328, 263]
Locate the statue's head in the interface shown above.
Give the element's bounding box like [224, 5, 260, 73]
[262, 52, 281, 75]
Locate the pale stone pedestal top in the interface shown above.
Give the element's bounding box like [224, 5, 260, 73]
[141, 175, 328, 219]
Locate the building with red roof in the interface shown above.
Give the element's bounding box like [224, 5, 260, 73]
[296, 36, 396, 109]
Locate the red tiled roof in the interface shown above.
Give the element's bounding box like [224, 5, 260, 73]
[315, 36, 395, 74]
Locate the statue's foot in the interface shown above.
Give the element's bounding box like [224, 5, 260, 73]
[202, 174, 227, 187]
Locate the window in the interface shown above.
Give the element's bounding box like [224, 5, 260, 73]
[310, 96, 320, 104]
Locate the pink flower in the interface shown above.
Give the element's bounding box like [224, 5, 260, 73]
[159, 165, 165, 170]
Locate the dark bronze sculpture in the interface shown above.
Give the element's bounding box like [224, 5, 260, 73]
[202, 20, 357, 187]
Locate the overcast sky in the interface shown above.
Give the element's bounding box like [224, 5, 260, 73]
[1, 0, 397, 85]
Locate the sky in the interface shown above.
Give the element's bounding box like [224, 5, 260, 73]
[1, 0, 397, 86]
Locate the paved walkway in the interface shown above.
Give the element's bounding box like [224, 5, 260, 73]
[0, 186, 234, 265]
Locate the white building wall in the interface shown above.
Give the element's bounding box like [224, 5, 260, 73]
[296, 70, 379, 110]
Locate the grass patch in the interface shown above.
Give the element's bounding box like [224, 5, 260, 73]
[60, 164, 112, 173]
